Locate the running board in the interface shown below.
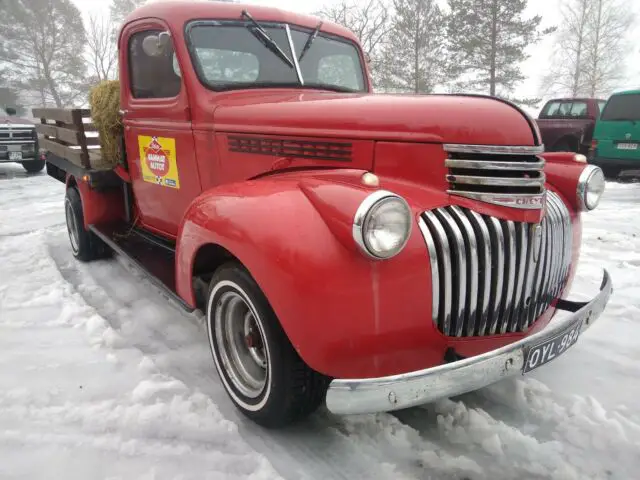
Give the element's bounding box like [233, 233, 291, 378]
[89, 223, 194, 313]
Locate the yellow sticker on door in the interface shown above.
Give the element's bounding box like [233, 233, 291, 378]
[138, 135, 180, 189]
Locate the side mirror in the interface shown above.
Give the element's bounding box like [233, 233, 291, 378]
[142, 31, 171, 57]
[5, 107, 17, 116]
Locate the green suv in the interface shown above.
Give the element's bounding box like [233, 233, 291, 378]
[590, 89, 640, 178]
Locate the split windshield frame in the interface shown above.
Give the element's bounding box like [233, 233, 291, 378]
[183, 17, 366, 93]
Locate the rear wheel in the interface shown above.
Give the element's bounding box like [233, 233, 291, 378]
[65, 187, 110, 262]
[22, 160, 45, 173]
[206, 262, 330, 428]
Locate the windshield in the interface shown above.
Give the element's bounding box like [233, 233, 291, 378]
[186, 21, 366, 93]
[600, 94, 640, 121]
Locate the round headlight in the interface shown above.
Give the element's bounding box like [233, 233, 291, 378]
[577, 165, 605, 211]
[353, 191, 412, 259]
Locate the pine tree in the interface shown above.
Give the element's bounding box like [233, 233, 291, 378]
[379, 0, 446, 93]
[0, 0, 88, 108]
[447, 0, 552, 103]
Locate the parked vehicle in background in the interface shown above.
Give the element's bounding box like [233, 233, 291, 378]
[0, 107, 46, 173]
[589, 89, 640, 179]
[535, 98, 606, 154]
[36, 1, 612, 429]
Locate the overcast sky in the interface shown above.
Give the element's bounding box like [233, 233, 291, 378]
[70, 0, 640, 115]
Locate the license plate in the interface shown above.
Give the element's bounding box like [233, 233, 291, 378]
[523, 319, 583, 373]
[9, 151, 22, 160]
[616, 143, 638, 150]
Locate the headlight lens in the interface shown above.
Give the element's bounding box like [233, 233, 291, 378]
[577, 165, 605, 210]
[353, 191, 412, 259]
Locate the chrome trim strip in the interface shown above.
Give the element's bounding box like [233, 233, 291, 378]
[445, 159, 545, 171]
[0, 124, 35, 129]
[509, 222, 528, 332]
[443, 144, 545, 155]
[529, 222, 547, 326]
[0, 140, 36, 144]
[418, 218, 439, 326]
[446, 191, 546, 210]
[285, 24, 304, 85]
[423, 211, 452, 335]
[325, 270, 612, 415]
[446, 174, 545, 188]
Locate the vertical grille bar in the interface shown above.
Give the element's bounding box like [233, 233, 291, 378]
[418, 218, 439, 327]
[500, 221, 517, 333]
[435, 209, 467, 337]
[420, 190, 572, 338]
[465, 210, 492, 335]
[422, 211, 453, 335]
[450, 206, 479, 337]
[508, 222, 528, 332]
[487, 217, 505, 335]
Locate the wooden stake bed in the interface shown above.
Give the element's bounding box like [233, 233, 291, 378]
[33, 108, 114, 171]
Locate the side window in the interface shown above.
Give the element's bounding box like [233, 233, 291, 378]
[543, 101, 561, 116]
[597, 101, 607, 116]
[569, 101, 588, 117]
[317, 54, 360, 90]
[129, 30, 182, 99]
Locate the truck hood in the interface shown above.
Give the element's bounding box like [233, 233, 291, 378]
[212, 91, 538, 146]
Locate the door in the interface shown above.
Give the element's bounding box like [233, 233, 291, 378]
[121, 22, 202, 239]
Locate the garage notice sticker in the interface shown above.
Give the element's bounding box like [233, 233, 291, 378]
[138, 135, 180, 189]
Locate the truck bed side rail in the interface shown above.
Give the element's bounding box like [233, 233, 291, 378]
[32, 108, 109, 171]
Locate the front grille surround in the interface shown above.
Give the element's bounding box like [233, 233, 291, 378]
[419, 191, 572, 337]
[444, 143, 546, 209]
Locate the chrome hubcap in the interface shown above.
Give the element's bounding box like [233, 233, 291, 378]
[65, 201, 79, 253]
[214, 291, 268, 398]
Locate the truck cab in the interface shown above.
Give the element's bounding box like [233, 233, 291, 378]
[36, 1, 612, 429]
[535, 97, 606, 154]
[0, 107, 45, 173]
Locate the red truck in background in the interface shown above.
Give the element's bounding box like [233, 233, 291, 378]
[536, 97, 607, 154]
[35, 1, 612, 429]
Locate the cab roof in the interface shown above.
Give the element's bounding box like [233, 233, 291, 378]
[122, 0, 360, 44]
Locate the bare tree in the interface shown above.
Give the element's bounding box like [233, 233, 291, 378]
[0, 0, 88, 108]
[86, 13, 118, 82]
[583, 0, 634, 97]
[314, 0, 393, 88]
[542, 0, 633, 98]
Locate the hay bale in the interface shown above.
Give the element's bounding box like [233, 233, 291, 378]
[89, 80, 122, 168]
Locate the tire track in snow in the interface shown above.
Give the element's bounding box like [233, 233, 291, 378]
[45, 230, 424, 480]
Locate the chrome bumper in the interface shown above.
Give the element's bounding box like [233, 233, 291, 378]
[325, 269, 612, 415]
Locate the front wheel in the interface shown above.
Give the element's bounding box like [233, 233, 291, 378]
[206, 263, 330, 428]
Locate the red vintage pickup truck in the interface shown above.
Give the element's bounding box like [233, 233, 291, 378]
[36, 1, 612, 428]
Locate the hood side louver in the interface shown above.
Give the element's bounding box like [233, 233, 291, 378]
[228, 135, 352, 162]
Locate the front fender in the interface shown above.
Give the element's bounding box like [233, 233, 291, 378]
[175, 171, 446, 379]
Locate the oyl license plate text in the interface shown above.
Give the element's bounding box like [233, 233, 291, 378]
[523, 320, 583, 373]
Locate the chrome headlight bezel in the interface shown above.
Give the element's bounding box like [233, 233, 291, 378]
[352, 190, 413, 260]
[577, 165, 605, 211]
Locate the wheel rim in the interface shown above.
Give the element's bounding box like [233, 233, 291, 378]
[65, 200, 80, 253]
[214, 290, 268, 398]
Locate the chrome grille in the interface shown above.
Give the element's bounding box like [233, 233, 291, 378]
[419, 191, 572, 337]
[444, 144, 546, 209]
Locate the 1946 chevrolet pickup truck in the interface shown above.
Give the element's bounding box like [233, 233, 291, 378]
[35, 1, 612, 428]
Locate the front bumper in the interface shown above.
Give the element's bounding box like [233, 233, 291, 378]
[325, 269, 612, 415]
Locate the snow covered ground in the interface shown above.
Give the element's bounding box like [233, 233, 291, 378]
[1, 163, 639, 480]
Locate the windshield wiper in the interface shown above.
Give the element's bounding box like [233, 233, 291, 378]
[298, 21, 323, 61]
[301, 82, 360, 93]
[241, 10, 295, 69]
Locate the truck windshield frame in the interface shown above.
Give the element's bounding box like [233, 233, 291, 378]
[184, 19, 367, 93]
